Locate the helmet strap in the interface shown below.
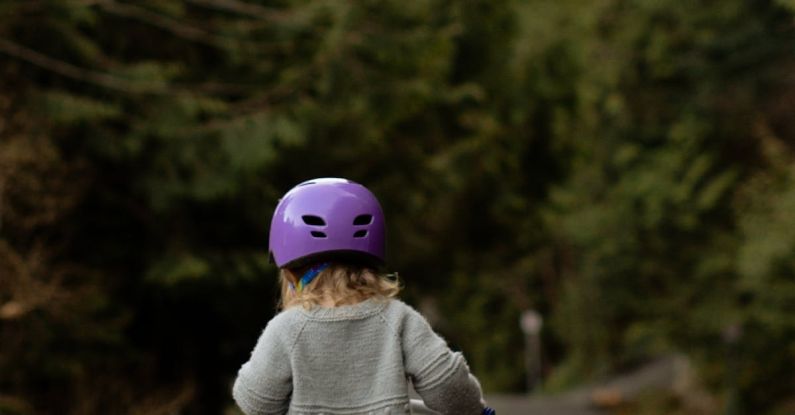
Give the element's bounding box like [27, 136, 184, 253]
[292, 262, 331, 293]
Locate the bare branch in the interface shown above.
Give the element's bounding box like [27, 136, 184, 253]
[9, 0, 239, 48]
[185, 0, 291, 22]
[97, 1, 227, 48]
[0, 37, 164, 93]
[0, 38, 257, 96]
[0, 0, 104, 15]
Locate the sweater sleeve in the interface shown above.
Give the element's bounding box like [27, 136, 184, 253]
[233, 312, 295, 415]
[401, 305, 486, 415]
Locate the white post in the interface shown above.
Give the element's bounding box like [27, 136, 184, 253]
[520, 310, 543, 393]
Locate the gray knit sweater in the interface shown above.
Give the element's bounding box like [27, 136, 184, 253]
[233, 298, 486, 415]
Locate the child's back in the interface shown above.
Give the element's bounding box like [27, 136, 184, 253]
[234, 298, 484, 414]
[232, 179, 491, 415]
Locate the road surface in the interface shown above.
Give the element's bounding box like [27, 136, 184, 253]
[484, 355, 685, 414]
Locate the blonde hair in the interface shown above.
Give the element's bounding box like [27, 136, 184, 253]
[279, 263, 401, 310]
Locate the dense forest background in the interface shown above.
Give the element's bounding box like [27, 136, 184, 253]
[1, 0, 794, 414]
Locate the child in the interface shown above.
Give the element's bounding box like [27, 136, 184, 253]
[233, 178, 494, 415]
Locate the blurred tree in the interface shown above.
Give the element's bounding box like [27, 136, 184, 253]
[1, 0, 794, 413]
[523, 0, 795, 412]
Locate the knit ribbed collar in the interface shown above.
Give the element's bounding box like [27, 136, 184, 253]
[300, 297, 389, 321]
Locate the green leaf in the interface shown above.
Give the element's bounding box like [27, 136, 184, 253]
[38, 91, 121, 123]
[146, 254, 211, 285]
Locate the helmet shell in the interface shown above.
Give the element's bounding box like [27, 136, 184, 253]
[268, 178, 386, 268]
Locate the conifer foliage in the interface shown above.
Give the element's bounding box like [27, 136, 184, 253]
[1, 1, 794, 413]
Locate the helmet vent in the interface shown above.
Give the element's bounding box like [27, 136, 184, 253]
[311, 231, 327, 238]
[353, 214, 373, 225]
[302, 215, 326, 226]
[353, 230, 368, 238]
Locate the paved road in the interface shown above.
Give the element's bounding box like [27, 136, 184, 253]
[486, 394, 601, 415]
[484, 355, 684, 414]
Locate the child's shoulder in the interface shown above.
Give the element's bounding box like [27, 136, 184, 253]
[385, 297, 411, 311]
[264, 306, 305, 334]
[379, 299, 439, 339]
[381, 298, 427, 322]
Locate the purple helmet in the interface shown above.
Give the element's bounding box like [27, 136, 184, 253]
[268, 178, 386, 268]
